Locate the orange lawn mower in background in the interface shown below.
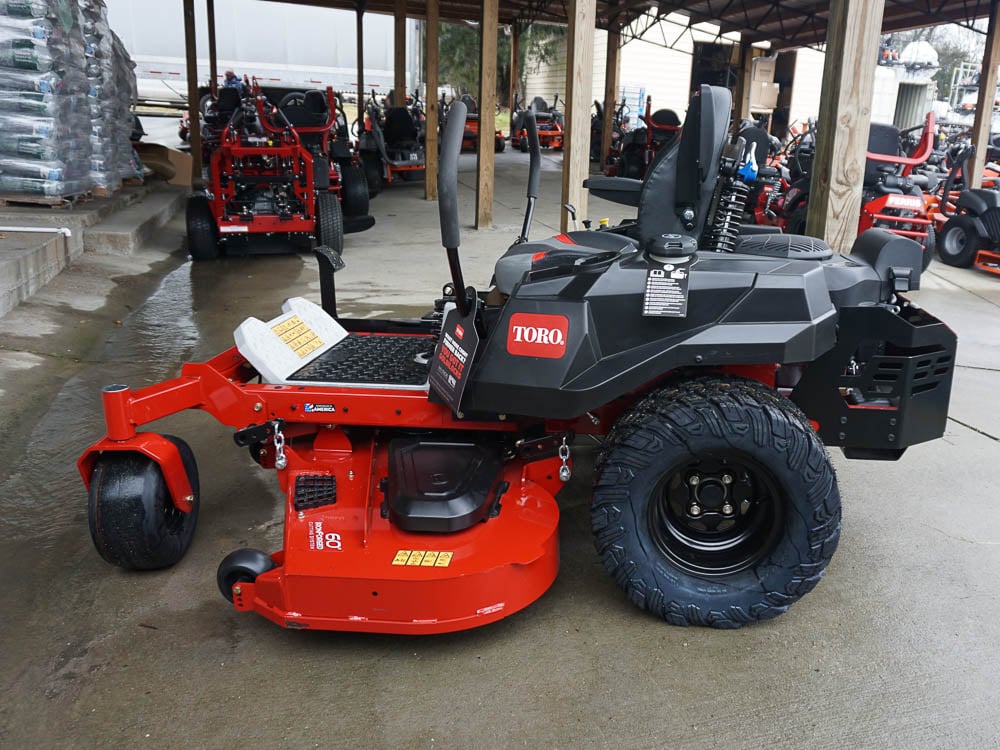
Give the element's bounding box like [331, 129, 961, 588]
[930, 144, 1000, 275]
[510, 93, 564, 152]
[452, 94, 505, 153]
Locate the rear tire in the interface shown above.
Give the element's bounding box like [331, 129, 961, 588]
[937, 214, 981, 268]
[922, 224, 935, 271]
[592, 377, 841, 628]
[339, 162, 370, 217]
[361, 152, 382, 197]
[519, 136, 528, 153]
[88, 435, 200, 570]
[186, 194, 220, 261]
[785, 203, 809, 236]
[315, 190, 344, 254]
[495, 136, 506, 153]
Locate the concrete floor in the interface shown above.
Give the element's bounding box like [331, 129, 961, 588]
[1, 139, 999, 749]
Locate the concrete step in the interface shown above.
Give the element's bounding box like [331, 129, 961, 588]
[82, 186, 187, 256]
[0, 230, 69, 317]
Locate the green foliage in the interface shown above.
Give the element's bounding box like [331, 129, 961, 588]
[434, 21, 566, 108]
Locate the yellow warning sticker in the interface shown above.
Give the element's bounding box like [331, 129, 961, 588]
[271, 315, 323, 358]
[392, 550, 411, 566]
[406, 551, 425, 566]
[391, 550, 453, 567]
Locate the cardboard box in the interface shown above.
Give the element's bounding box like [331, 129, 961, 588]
[134, 142, 193, 186]
[750, 80, 780, 110]
[753, 57, 776, 82]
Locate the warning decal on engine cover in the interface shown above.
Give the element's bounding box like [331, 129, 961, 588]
[392, 550, 453, 567]
[643, 262, 689, 317]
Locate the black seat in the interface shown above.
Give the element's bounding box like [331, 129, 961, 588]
[584, 85, 732, 246]
[383, 107, 418, 144]
[864, 123, 902, 186]
[210, 87, 241, 124]
[303, 90, 329, 118]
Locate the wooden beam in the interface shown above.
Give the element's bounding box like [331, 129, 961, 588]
[807, 0, 885, 250]
[560, 0, 596, 233]
[600, 26, 620, 173]
[971, 0, 1000, 188]
[394, 0, 406, 105]
[509, 22, 520, 113]
[476, 0, 499, 228]
[425, 0, 439, 200]
[183, 0, 202, 190]
[356, 2, 365, 124]
[206, 0, 218, 97]
[733, 41, 753, 121]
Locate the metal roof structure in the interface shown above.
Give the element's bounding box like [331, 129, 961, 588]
[266, 1, 994, 48]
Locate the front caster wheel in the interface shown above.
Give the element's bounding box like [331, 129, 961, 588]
[88, 435, 200, 570]
[592, 377, 841, 628]
[217, 548, 276, 601]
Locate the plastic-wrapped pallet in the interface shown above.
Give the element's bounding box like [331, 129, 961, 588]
[80, 0, 120, 194]
[110, 29, 138, 182]
[0, 0, 92, 198]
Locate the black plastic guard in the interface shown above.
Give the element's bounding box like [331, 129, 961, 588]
[791, 298, 956, 459]
[386, 438, 504, 533]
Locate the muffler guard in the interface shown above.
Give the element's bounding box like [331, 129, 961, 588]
[791, 297, 956, 459]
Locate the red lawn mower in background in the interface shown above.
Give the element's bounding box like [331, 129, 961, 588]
[932, 144, 1000, 276]
[510, 93, 564, 152]
[357, 89, 426, 192]
[751, 112, 938, 269]
[603, 95, 680, 178]
[453, 94, 505, 153]
[186, 86, 374, 261]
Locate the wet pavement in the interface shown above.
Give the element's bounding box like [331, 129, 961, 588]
[1, 155, 999, 748]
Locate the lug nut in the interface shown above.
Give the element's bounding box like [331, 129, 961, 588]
[722, 474, 733, 485]
[722, 503, 734, 515]
[688, 475, 700, 486]
[689, 504, 702, 516]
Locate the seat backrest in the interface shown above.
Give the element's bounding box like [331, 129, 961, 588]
[383, 107, 417, 143]
[460, 93, 478, 114]
[650, 109, 680, 128]
[636, 84, 732, 249]
[303, 90, 329, 118]
[216, 87, 241, 118]
[865, 122, 901, 185]
[530, 96, 549, 112]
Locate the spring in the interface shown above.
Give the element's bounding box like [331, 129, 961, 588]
[706, 178, 751, 253]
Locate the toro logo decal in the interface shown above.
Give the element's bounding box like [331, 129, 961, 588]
[507, 313, 569, 359]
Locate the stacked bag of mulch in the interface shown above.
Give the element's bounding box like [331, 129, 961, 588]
[80, 0, 128, 193]
[0, 0, 93, 197]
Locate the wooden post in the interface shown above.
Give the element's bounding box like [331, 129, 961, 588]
[600, 26, 620, 172]
[182, 0, 202, 190]
[206, 0, 217, 97]
[509, 22, 520, 114]
[733, 41, 753, 121]
[476, 0, 499, 228]
[971, 0, 1000, 187]
[807, 0, 885, 250]
[425, 1, 439, 200]
[560, 0, 596, 232]
[394, 0, 407, 105]
[356, 2, 366, 120]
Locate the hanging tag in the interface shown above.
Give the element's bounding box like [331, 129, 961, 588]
[428, 293, 480, 414]
[642, 260, 690, 318]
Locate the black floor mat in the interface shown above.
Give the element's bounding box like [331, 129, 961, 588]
[289, 333, 434, 386]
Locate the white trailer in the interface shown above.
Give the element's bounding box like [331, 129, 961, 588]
[105, 0, 420, 105]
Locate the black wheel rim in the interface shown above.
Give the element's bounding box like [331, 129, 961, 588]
[646, 452, 785, 577]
